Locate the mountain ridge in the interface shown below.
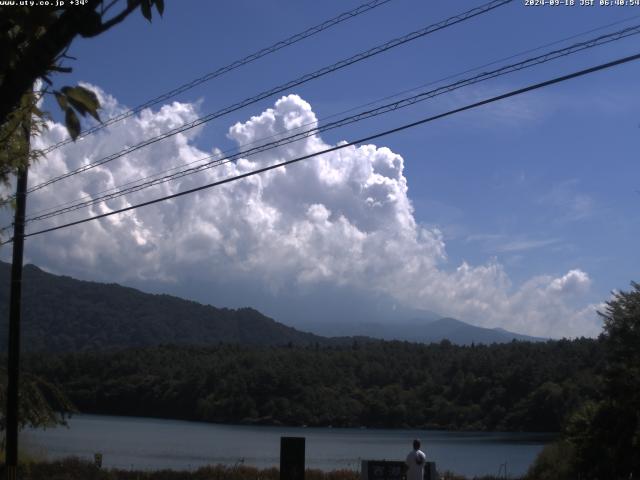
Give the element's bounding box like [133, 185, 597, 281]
[299, 315, 545, 345]
[0, 261, 544, 351]
[0, 262, 331, 351]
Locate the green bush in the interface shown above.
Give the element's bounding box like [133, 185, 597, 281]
[525, 440, 575, 480]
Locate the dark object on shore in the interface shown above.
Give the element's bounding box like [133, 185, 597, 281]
[281, 437, 306, 480]
[361, 460, 438, 480]
[362, 460, 405, 480]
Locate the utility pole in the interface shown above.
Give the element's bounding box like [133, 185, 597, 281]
[5, 114, 30, 480]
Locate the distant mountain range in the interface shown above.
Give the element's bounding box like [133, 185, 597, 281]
[302, 317, 545, 344]
[0, 261, 544, 351]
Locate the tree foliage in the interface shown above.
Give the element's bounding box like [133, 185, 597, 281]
[24, 338, 603, 432]
[0, 91, 47, 209]
[0, 0, 164, 194]
[566, 283, 640, 479]
[528, 282, 640, 480]
[0, 366, 75, 436]
[599, 281, 640, 406]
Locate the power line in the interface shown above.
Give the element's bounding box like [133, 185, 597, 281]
[21, 22, 640, 225]
[5, 50, 638, 244]
[26, 0, 513, 195]
[39, 0, 395, 154]
[24, 14, 640, 223]
[339, 12, 640, 119]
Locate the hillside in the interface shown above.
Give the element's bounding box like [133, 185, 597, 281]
[0, 262, 327, 351]
[1, 261, 544, 351]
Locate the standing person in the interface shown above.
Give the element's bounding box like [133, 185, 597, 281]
[405, 439, 426, 480]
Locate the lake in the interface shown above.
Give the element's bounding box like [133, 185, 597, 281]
[23, 414, 553, 478]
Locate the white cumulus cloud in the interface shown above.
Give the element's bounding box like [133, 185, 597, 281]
[0, 88, 603, 338]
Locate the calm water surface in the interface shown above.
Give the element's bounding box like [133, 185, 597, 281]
[23, 414, 553, 478]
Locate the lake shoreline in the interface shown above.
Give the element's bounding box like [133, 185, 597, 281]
[61, 410, 559, 435]
[24, 413, 550, 478]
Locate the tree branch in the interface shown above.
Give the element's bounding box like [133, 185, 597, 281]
[0, 0, 142, 126]
[101, 0, 122, 17]
[83, 0, 141, 37]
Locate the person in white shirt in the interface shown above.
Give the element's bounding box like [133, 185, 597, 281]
[405, 439, 426, 480]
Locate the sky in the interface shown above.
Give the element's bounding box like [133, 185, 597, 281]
[1, 0, 640, 338]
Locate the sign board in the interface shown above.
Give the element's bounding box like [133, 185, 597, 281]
[361, 460, 438, 480]
[361, 460, 405, 480]
[280, 436, 305, 480]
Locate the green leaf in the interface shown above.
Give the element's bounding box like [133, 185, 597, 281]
[65, 108, 80, 141]
[62, 86, 101, 122]
[140, 0, 152, 21]
[54, 91, 68, 111]
[62, 86, 99, 111]
[64, 93, 89, 118]
[154, 0, 164, 16]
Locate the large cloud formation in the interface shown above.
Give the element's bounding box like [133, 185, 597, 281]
[0, 87, 602, 338]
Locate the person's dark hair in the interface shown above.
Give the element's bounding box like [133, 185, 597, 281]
[413, 439, 421, 450]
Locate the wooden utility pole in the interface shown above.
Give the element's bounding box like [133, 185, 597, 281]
[4, 117, 30, 480]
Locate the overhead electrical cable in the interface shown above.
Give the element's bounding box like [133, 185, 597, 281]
[40, 0, 395, 154]
[25, 13, 640, 222]
[3, 50, 638, 244]
[27, 0, 513, 195]
[21, 23, 640, 225]
[328, 12, 640, 121]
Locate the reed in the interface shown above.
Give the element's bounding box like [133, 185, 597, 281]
[14, 458, 523, 480]
[15, 458, 362, 480]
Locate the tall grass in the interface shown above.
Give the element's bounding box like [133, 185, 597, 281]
[14, 458, 525, 480]
[15, 458, 362, 480]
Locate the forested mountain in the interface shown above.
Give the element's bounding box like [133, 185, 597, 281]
[24, 338, 604, 432]
[0, 261, 542, 351]
[0, 262, 329, 351]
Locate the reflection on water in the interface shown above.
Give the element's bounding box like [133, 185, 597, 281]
[23, 414, 554, 477]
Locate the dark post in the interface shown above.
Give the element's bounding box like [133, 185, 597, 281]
[280, 437, 305, 480]
[5, 119, 30, 480]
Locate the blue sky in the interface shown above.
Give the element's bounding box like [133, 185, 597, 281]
[3, 0, 639, 337]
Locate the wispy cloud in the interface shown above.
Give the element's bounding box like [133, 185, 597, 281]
[538, 179, 594, 222]
[494, 237, 561, 253]
[465, 233, 505, 243]
[439, 81, 551, 129]
[466, 233, 561, 253]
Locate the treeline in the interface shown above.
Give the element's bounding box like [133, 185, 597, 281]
[525, 283, 640, 479]
[24, 338, 604, 432]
